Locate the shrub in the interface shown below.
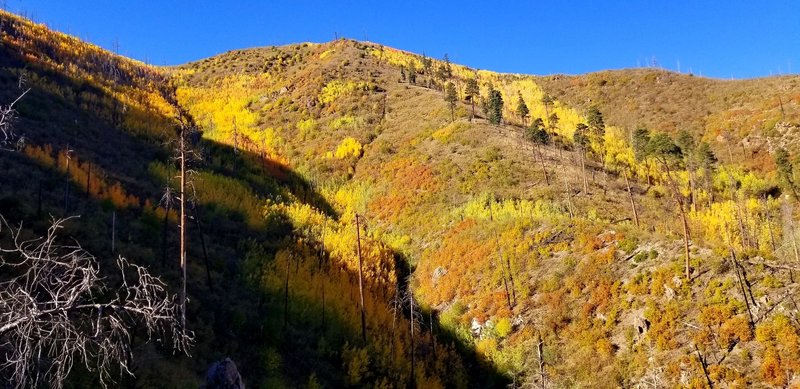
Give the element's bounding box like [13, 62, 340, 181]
[334, 137, 363, 159]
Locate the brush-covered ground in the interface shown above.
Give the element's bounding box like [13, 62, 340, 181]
[3, 9, 800, 388]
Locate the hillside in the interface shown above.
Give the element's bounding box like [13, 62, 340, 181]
[534, 69, 800, 171]
[4, 9, 800, 388]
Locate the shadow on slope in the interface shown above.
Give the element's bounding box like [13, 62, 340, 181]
[0, 48, 508, 388]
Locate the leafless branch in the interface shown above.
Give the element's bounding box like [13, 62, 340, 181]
[0, 87, 30, 150]
[0, 215, 192, 388]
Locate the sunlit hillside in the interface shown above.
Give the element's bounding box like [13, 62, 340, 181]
[3, 9, 800, 388]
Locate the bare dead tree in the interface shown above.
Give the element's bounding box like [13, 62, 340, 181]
[622, 169, 641, 228]
[0, 86, 30, 151]
[355, 213, 367, 343]
[172, 107, 201, 335]
[159, 186, 176, 267]
[0, 216, 192, 388]
[63, 147, 73, 213]
[402, 285, 423, 389]
[535, 331, 547, 388]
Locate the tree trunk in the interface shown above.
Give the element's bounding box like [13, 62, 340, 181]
[729, 173, 750, 249]
[86, 162, 91, 196]
[111, 210, 116, 253]
[429, 310, 437, 360]
[688, 168, 697, 212]
[536, 143, 550, 185]
[537, 331, 546, 388]
[470, 99, 475, 122]
[191, 203, 213, 291]
[623, 169, 640, 228]
[409, 292, 416, 388]
[695, 345, 714, 389]
[355, 214, 367, 343]
[179, 131, 187, 332]
[161, 202, 170, 267]
[580, 149, 588, 195]
[37, 180, 42, 217]
[496, 239, 515, 310]
[663, 161, 691, 281]
[63, 155, 70, 213]
[284, 251, 290, 329]
[563, 173, 574, 219]
[730, 249, 755, 330]
[764, 198, 777, 251]
[319, 220, 327, 332]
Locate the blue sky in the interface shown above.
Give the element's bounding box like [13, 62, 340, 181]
[4, 1, 799, 79]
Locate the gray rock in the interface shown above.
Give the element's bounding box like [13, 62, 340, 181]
[205, 358, 244, 389]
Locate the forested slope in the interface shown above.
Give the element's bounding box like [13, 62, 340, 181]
[3, 9, 800, 387]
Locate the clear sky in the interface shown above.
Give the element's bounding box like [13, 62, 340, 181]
[3, 1, 799, 79]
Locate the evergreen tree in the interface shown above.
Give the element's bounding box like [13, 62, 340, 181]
[421, 52, 432, 76]
[573, 123, 590, 194]
[696, 141, 717, 206]
[407, 62, 416, 84]
[445, 81, 458, 122]
[465, 78, 480, 121]
[399, 65, 406, 82]
[527, 118, 549, 144]
[547, 112, 559, 133]
[632, 127, 651, 162]
[541, 93, 554, 118]
[516, 92, 529, 127]
[443, 53, 452, 79]
[486, 86, 503, 125]
[587, 107, 605, 153]
[526, 117, 550, 185]
[647, 132, 692, 280]
[775, 147, 797, 198]
[587, 107, 605, 138]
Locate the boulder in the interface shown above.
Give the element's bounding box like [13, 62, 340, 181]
[205, 358, 244, 389]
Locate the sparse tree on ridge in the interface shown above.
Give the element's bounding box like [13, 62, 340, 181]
[407, 62, 417, 85]
[445, 81, 458, 122]
[442, 53, 452, 79]
[516, 92, 529, 127]
[548, 112, 559, 134]
[541, 93, 554, 118]
[587, 107, 606, 163]
[465, 78, 480, 121]
[676, 130, 698, 211]
[421, 52, 432, 76]
[485, 85, 503, 125]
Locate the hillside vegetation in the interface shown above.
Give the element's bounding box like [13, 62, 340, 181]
[3, 9, 800, 388]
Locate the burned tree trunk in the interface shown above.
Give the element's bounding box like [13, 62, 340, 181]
[623, 169, 640, 228]
[355, 214, 367, 343]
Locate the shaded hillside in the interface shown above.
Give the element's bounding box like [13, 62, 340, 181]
[5, 8, 800, 388]
[0, 10, 506, 388]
